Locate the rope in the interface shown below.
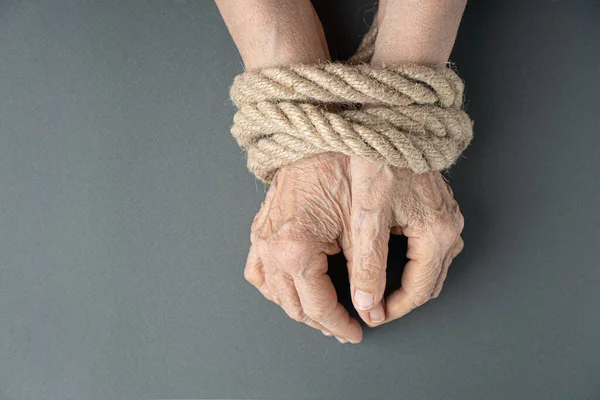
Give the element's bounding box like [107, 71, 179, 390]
[229, 23, 473, 182]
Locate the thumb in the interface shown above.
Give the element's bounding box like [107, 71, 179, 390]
[349, 206, 391, 325]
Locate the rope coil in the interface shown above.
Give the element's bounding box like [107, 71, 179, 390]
[229, 25, 473, 182]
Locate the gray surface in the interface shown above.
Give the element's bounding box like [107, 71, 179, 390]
[0, 1, 599, 399]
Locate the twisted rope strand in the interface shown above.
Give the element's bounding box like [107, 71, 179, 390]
[229, 22, 473, 182]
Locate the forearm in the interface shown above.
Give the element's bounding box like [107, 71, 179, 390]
[372, 0, 467, 66]
[215, 0, 329, 70]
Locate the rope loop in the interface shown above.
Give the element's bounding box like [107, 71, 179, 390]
[229, 25, 473, 182]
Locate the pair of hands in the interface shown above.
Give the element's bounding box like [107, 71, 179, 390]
[215, 0, 469, 343]
[245, 152, 464, 344]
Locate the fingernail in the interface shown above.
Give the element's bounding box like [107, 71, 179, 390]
[354, 289, 374, 310]
[322, 331, 332, 336]
[369, 303, 385, 323]
[336, 337, 348, 344]
[347, 338, 359, 344]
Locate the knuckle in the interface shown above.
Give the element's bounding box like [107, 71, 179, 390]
[249, 230, 260, 245]
[306, 304, 336, 323]
[456, 237, 465, 253]
[286, 306, 306, 322]
[280, 244, 312, 276]
[409, 291, 430, 308]
[456, 212, 465, 233]
[250, 214, 262, 233]
[436, 215, 457, 232]
[243, 268, 256, 284]
[432, 216, 461, 246]
[292, 266, 319, 282]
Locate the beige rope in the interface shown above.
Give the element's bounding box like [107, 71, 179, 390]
[229, 23, 473, 183]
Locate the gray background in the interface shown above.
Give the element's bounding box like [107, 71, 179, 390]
[0, 0, 599, 399]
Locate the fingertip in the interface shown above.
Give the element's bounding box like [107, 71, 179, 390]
[383, 287, 418, 322]
[346, 317, 363, 344]
[369, 302, 386, 324]
[357, 302, 385, 328]
[353, 288, 375, 311]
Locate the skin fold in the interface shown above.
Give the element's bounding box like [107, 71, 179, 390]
[216, 0, 468, 343]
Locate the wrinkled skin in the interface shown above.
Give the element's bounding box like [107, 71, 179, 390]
[244, 152, 464, 344]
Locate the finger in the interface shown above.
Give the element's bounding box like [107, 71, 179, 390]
[432, 236, 464, 298]
[244, 246, 264, 288]
[271, 273, 332, 334]
[348, 282, 385, 326]
[451, 236, 464, 258]
[259, 285, 274, 302]
[375, 231, 448, 325]
[432, 254, 452, 299]
[244, 245, 274, 300]
[263, 263, 281, 305]
[293, 253, 363, 343]
[349, 208, 391, 324]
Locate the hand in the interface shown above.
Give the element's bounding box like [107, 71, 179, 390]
[244, 152, 363, 343]
[218, 0, 468, 341]
[244, 152, 465, 342]
[347, 156, 464, 326]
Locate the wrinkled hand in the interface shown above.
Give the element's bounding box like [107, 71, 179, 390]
[244, 152, 464, 343]
[245, 153, 361, 343]
[347, 157, 464, 327]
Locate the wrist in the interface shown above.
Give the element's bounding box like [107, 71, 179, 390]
[217, 0, 329, 70]
[371, 0, 467, 66]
